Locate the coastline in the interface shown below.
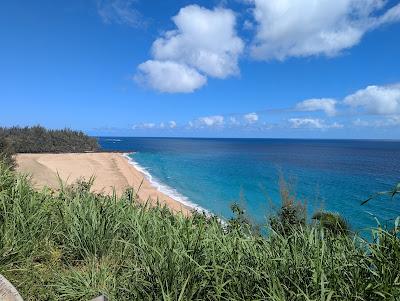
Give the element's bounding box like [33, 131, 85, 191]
[15, 152, 192, 216]
[122, 153, 210, 215]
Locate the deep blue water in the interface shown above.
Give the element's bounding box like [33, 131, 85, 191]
[99, 137, 400, 231]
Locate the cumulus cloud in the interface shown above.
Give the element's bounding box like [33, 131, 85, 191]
[344, 84, 400, 115]
[296, 98, 337, 116]
[97, 0, 143, 27]
[137, 5, 243, 93]
[195, 115, 225, 127]
[244, 112, 259, 123]
[136, 60, 207, 93]
[250, 0, 400, 60]
[130, 81, 400, 133]
[152, 5, 244, 78]
[289, 118, 343, 129]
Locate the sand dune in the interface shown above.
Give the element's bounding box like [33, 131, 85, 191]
[16, 153, 191, 215]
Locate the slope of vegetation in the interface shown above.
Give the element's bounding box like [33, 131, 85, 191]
[0, 161, 399, 300]
[0, 126, 99, 153]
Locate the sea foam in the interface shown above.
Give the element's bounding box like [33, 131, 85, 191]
[122, 153, 210, 215]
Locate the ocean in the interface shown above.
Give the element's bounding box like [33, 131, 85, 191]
[99, 137, 400, 231]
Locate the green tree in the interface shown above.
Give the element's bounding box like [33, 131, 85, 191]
[0, 125, 99, 153]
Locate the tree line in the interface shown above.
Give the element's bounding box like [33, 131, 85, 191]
[0, 126, 99, 160]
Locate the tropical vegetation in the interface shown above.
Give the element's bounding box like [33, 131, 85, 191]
[0, 159, 399, 300]
[0, 126, 99, 153]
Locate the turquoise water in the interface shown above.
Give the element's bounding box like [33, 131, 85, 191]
[99, 138, 400, 231]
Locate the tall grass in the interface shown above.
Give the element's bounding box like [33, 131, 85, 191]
[0, 162, 399, 300]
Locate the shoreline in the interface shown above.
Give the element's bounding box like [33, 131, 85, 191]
[122, 153, 210, 215]
[15, 152, 193, 216]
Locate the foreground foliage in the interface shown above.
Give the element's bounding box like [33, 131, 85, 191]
[0, 125, 99, 153]
[0, 163, 399, 300]
[0, 136, 15, 169]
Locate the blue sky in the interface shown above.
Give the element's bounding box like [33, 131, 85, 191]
[1, 0, 400, 138]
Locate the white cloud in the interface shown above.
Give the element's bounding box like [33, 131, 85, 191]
[132, 120, 179, 130]
[196, 115, 225, 127]
[142, 123, 155, 129]
[137, 5, 243, 93]
[169, 121, 177, 128]
[130, 81, 400, 133]
[344, 84, 400, 115]
[152, 5, 244, 78]
[132, 122, 156, 129]
[373, 2, 400, 26]
[296, 98, 337, 116]
[244, 112, 259, 123]
[289, 118, 325, 129]
[136, 60, 207, 93]
[97, 0, 143, 27]
[250, 0, 400, 60]
[289, 118, 343, 129]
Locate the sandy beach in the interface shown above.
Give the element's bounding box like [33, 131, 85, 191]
[16, 152, 191, 215]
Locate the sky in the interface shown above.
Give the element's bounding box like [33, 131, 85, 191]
[1, 0, 400, 139]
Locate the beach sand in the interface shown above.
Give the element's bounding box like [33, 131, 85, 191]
[15, 153, 191, 215]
